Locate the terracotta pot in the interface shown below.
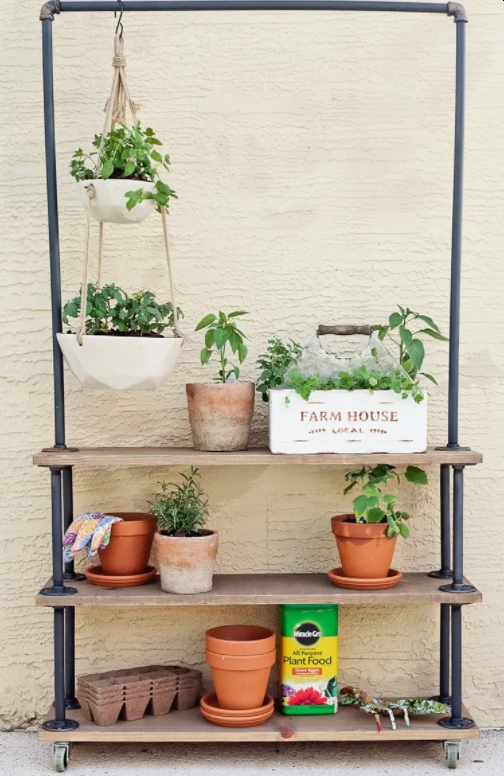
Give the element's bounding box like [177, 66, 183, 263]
[153, 530, 218, 594]
[331, 514, 397, 579]
[206, 625, 276, 656]
[98, 513, 157, 576]
[186, 382, 255, 451]
[206, 648, 276, 710]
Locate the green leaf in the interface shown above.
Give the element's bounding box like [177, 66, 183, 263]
[195, 314, 217, 331]
[228, 311, 248, 318]
[420, 372, 438, 386]
[151, 150, 163, 163]
[405, 466, 428, 485]
[400, 328, 413, 346]
[123, 161, 136, 177]
[205, 329, 214, 349]
[406, 339, 425, 370]
[389, 312, 403, 329]
[200, 348, 212, 365]
[238, 343, 248, 363]
[367, 507, 385, 523]
[418, 328, 449, 342]
[101, 160, 114, 179]
[399, 522, 410, 539]
[213, 329, 230, 349]
[352, 495, 369, 515]
[417, 315, 440, 332]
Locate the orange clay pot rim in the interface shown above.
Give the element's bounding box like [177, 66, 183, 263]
[206, 625, 275, 643]
[155, 529, 217, 540]
[205, 649, 276, 669]
[186, 381, 255, 389]
[331, 514, 390, 538]
[200, 693, 274, 716]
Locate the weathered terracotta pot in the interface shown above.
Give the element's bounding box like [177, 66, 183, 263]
[206, 649, 276, 711]
[186, 382, 255, 451]
[331, 514, 397, 579]
[98, 513, 157, 576]
[206, 625, 276, 656]
[153, 529, 218, 594]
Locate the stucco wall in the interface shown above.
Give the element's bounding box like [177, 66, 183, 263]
[0, 0, 502, 730]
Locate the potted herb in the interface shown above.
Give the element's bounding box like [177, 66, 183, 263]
[70, 123, 177, 224]
[330, 464, 427, 588]
[59, 283, 183, 389]
[268, 310, 446, 455]
[186, 311, 255, 451]
[256, 337, 302, 402]
[150, 468, 218, 594]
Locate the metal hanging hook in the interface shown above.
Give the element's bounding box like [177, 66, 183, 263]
[114, 0, 124, 38]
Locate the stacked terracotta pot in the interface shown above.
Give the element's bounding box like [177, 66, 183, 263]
[201, 625, 276, 727]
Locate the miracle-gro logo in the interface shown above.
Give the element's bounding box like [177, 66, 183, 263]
[294, 622, 322, 646]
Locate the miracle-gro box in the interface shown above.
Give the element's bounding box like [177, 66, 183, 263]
[280, 604, 338, 715]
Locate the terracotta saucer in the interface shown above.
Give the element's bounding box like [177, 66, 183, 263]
[84, 565, 157, 588]
[328, 567, 402, 590]
[200, 692, 274, 717]
[200, 705, 274, 727]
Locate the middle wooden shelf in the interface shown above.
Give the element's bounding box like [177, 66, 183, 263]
[36, 572, 482, 607]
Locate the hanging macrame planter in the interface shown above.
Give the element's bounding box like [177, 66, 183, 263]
[75, 33, 157, 224]
[59, 32, 183, 390]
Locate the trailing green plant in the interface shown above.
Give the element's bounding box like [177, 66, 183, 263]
[196, 310, 248, 383]
[343, 464, 428, 539]
[148, 468, 209, 537]
[63, 283, 182, 336]
[371, 306, 447, 385]
[256, 337, 302, 401]
[285, 364, 424, 403]
[70, 123, 177, 211]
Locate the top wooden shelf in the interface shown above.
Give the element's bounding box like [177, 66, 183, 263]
[33, 446, 483, 468]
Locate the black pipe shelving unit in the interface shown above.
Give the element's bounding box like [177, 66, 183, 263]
[35, 1, 482, 771]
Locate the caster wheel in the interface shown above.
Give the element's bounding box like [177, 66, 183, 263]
[445, 740, 462, 770]
[54, 742, 71, 772]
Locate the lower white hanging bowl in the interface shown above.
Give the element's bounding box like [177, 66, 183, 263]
[57, 333, 183, 390]
[77, 179, 157, 224]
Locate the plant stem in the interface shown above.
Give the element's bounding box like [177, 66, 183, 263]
[220, 347, 227, 383]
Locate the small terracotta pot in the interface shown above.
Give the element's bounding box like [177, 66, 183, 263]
[206, 625, 276, 656]
[206, 648, 276, 710]
[186, 382, 255, 451]
[331, 514, 397, 579]
[98, 513, 157, 576]
[154, 530, 218, 594]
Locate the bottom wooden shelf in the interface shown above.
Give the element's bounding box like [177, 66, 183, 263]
[39, 704, 479, 743]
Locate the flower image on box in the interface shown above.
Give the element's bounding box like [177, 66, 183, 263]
[280, 604, 338, 715]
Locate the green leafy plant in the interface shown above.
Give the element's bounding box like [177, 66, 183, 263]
[343, 464, 428, 539]
[371, 306, 448, 385]
[149, 468, 209, 537]
[196, 311, 248, 383]
[70, 123, 177, 211]
[286, 365, 424, 403]
[63, 283, 182, 336]
[256, 337, 302, 401]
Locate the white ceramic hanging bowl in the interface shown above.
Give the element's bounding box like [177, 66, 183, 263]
[77, 179, 157, 224]
[57, 333, 182, 389]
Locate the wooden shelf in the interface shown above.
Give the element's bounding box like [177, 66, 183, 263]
[33, 446, 483, 468]
[39, 703, 479, 743]
[36, 572, 482, 607]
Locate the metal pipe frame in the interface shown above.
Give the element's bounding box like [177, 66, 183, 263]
[40, 0, 472, 735]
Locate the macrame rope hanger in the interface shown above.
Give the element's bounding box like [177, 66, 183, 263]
[77, 6, 181, 344]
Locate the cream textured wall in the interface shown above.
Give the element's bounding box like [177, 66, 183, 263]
[0, 0, 502, 730]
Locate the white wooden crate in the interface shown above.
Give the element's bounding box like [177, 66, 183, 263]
[268, 389, 427, 454]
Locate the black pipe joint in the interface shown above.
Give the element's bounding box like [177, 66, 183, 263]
[447, 2, 467, 23]
[40, 0, 61, 21]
